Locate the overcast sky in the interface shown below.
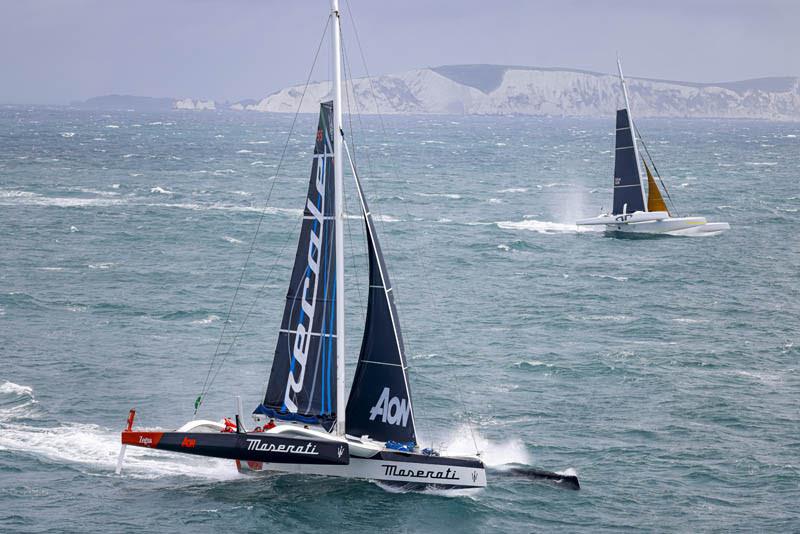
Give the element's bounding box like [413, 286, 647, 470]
[1, 0, 797, 104]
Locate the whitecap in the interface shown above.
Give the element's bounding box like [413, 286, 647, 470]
[105, 124, 120, 129]
[236, 149, 252, 154]
[150, 186, 173, 195]
[222, 236, 243, 244]
[416, 192, 461, 199]
[191, 314, 220, 325]
[497, 188, 527, 193]
[87, 263, 115, 270]
[60, 132, 75, 138]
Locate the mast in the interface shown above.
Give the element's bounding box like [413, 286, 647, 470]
[617, 57, 648, 212]
[331, 0, 346, 436]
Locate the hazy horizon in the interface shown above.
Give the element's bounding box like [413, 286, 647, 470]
[1, 0, 798, 105]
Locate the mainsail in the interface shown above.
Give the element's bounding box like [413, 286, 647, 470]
[612, 108, 646, 215]
[345, 170, 417, 444]
[258, 102, 338, 427]
[644, 160, 669, 214]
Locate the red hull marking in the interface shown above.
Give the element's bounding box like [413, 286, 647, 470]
[121, 431, 164, 448]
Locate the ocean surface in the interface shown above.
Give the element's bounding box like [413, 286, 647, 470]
[1, 106, 798, 532]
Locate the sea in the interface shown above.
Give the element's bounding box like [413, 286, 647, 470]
[0, 106, 798, 532]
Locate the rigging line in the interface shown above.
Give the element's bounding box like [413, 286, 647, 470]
[343, 0, 480, 455]
[341, 54, 366, 319]
[195, 15, 332, 414]
[633, 122, 680, 215]
[219, 212, 304, 406]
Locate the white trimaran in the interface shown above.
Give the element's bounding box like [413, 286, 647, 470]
[577, 59, 730, 236]
[115, 0, 582, 491]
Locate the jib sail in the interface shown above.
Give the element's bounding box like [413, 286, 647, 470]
[612, 108, 646, 215]
[644, 160, 669, 214]
[345, 171, 417, 444]
[257, 102, 337, 428]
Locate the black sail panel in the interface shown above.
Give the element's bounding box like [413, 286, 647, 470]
[612, 109, 646, 214]
[258, 102, 337, 428]
[345, 179, 417, 445]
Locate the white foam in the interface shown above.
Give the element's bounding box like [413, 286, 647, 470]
[88, 262, 115, 270]
[222, 236, 243, 244]
[434, 425, 531, 468]
[416, 192, 461, 199]
[60, 132, 75, 138]
[590, 274, 628, 282]
[105, 124, 120, 129]
[497, 188, 527, 193]
[0, 381, 239, 481]
[150, 186, 173, 195]
[192, 314, 220, 325]
[496, 219, 596, 234]
[0, 381, 34, 397]
[236, 149, 253, 154]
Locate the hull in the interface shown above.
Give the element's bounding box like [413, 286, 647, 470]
[239, 449, 487, 489]
[121, 430, 350, 465]
[604, 217, 730, 236]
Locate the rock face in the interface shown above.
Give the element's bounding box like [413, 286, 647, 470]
[174, 98, 216, 110]
[246, 64, 800, 120]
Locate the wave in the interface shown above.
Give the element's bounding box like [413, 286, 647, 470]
[496, 219, 597, 234]
[589, 274, 628, 282]
[0, 381, 238, 481]
[415, 192, 461, 199]
[515, 360, 553, 369]
[87, 263, 115, 270]
[191, 314, 220, 325]
[222, 235, 243, 244]
[150, 186, 173, 195]
[497, 188, 527, 193]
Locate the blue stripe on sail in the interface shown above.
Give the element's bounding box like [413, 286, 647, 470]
[319, 204, 330, 414]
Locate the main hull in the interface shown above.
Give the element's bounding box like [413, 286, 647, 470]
[238, 450, 487, 489]
[606, 217, 730, 236]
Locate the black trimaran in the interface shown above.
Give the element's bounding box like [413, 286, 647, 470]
[116, 0, 578, 491]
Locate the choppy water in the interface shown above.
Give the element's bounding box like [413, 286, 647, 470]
[1, 106, 798, 532]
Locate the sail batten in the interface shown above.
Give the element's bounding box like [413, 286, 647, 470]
[258, 102, 338, 428]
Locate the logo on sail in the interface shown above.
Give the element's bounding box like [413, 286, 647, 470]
[284, 149, 329, 413]
[369, 387, 411, 427]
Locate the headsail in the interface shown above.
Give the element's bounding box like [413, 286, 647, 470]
[644, 160, 669, 214]
[612, 108, 646, 215]
[257, 102, 338, 428]
[345, 167, 417, 444]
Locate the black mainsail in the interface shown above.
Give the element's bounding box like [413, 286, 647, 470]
[612, 108, 646, 215]
[345, 168, 417, 444]
[257, 102, 338, 427]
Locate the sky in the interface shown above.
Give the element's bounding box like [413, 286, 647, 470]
[0, 0, 797, 105]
